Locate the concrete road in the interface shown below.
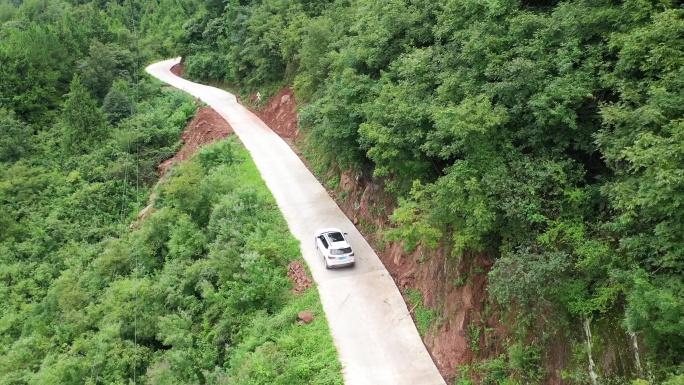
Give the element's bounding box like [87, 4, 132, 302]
[146, 58, 446, 385]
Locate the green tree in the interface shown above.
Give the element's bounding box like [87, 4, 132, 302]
[595, 6, 684, 370]
[298, 67, 372, 170]
[78, 40, 133, 99]
[0, 108, 33, 162]
[0, 25, 63, 124]
[101, 86, 134, 124]
[358, 48, 441, 192]
[59, 74, 109, 154]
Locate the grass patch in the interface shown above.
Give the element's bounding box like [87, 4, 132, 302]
[226, 290, 343, 384]
[405, 288, 437, 337]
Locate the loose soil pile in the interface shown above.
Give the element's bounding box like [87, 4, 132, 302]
[157, 106, 233, 176]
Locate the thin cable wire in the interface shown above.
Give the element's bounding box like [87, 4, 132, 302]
[123, 0, 141, 382]
[130, 10, 141, 385]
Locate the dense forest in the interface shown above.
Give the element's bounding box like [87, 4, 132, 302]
[2, 0, 683, 383]
[0, 0, 341, 383]
[176, 0, 683, 383]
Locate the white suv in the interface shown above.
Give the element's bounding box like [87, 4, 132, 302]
[314, 228, 355, 269]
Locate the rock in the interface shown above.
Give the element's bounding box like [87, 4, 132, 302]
[287, 260, 314, 293]
[298, 311, 314, 324]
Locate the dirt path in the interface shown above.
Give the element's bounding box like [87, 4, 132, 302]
[147, 58, 446, 385]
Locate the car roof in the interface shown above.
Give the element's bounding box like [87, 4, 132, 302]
[316, 228, 350, 246]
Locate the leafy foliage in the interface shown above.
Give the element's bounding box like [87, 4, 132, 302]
[77, 39, 134, 99]
[58, 74, 109, 154]
[101, 85, 134, 124]
[0, 108, 33, 162]
[405, 288, 437, 337]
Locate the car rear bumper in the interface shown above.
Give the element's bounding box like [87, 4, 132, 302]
[328, 259, 355, 268]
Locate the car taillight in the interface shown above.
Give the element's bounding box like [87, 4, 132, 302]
[327, 256, 335, 259]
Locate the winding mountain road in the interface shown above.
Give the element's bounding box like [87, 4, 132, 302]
[146, 58, 446, 385]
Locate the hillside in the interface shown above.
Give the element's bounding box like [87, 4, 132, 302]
[1, 0, 683, 383]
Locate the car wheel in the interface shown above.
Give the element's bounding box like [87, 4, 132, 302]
[325, 258, 331, 269]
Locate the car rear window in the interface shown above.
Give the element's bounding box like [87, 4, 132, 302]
[331, 247, 352, 255]
[328, 232, 345, 242]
